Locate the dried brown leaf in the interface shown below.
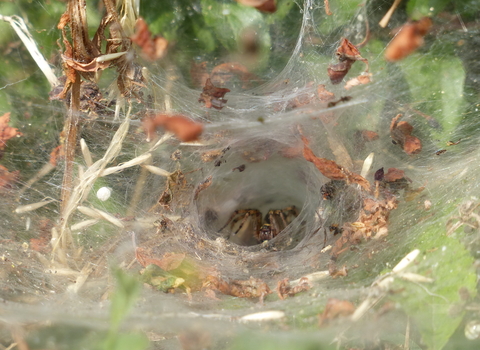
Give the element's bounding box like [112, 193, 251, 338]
[0, 113, 23, 150]
[362, 130, 379, 141]
[344, 73, 372, 90]
[330, 265, 348, 278]
[328, 38, 369, 84]
[131, 18, 168, 61]
[49, 145, 65, 167]
[143, 114, 203, 142]
[383, 167, 405, 182]
[318, 298, 355, 326]
[30, 219, 53, 253]
[327, 60, 353, 85]
[0, 164, 19, 190]
[199, 78, 230, 110]
[385, 17, 432, 62]
[178, 329, 211, 350]
[336, 38, 365, 62]
[201, 149, 224, 163]
[211, 62, 261, 89]
[235, 0, 276, 13]
[324, 0, 332, 15]
[277, 277, 311, 300]
[390, 114, 422, 154]
[301, 135, 347, 181]
[300, 134, 370, 191]
[62, 55, 111, 72]
[135, 248, 186, 271]
[317, 84, 335, 102]
[285, 91, 317, 109]
[190, 61, 209, 88]
[203, 275, 272, 303]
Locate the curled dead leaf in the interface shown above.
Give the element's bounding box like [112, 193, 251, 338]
[385, 17, 432, 62]
[30, 219, 53, 253]
[62, 55, 111, 73]
[328, 38, 369, 85]
[135, 248, 186, 271]
[359, 130, 379, 142]
[327, 60, 353, 85]
[318, 298, 355, 326]
[0, 113, 23, 151]
[329, 264, 348, 278]
[317, 84, 335, 102]
[0, 164, 19, 190]
[344, 73, 372, 90]
[300, 134, 370, 191]
[211, 62, 260, 89]
[235, 0, 276, 13]
[277, 277, 311, 300]
[383, 167, 406, 182]
[199, 78, 230, 110]
[203, 275, 272, 303]
[190, 61, 209, 88]
[390, 114, 422, 154]
[49, 145, 65, 167]
[143, 114, 203, 142]
[324, 0, 332, 16]
[131, 18, 168, 61]
[336, 37, 365, 62]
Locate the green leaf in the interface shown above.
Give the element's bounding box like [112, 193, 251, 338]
[391, 230, 476, 350]
[109, 269, 141, 331]
[193, 22, 216, 52]
[317, 0, 364, 34]
[400, 54, 466, 141]
[407, 0, 480, 20]
[229, 331, 336, 350]
[201, 0, 271, 64]
[140, 264, 186, 292]
[106, 333, 150, 350]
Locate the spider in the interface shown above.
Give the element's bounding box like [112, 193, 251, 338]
[219, 206, 299, 244]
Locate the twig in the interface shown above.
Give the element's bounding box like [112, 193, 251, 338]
[379, 0, 403, 28]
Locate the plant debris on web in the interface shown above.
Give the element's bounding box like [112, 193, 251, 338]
[328, 38, 369, 86]
[277, 277, 311, 300]
[199, 78, 231, 110]
[203, 275, 272, 303]
[300, 133, 370, 192]
[385, 17, 432, 62]
[131, 18, 168, 61]
[143, 114, 203, 142]
[390, 114, 422, 155]
[235, 0, 276, 13]
[0, 112, 22, 153]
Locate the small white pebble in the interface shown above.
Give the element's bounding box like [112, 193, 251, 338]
[97, 187, 112, 201]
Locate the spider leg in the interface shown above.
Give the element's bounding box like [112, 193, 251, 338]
[276, 210, 289, 227]
[218, 210, 241, 232]
[219, 209, 251, 232]
[251, 210, 263, 240]
[269, 211, 282, 238]
[232, 211, 254, 235]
